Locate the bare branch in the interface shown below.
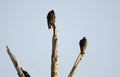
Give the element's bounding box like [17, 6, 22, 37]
[51, 26, 59, 77]
[6, 45, 25, 77]
[68, 53, 83, 77]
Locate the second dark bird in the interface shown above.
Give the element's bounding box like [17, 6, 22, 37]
[79, 37, 87, 54]
[20, 68, 30, 77]
[47, 10, 55, 29]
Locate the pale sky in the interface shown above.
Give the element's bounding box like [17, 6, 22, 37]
[0, 0, 120, 77]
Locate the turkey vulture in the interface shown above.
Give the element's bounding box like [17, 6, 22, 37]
[79, 37, 87, 54]
[47, 10, 55, 29]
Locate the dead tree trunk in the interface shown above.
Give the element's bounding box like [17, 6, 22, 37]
[6, 46, 25, 77]
[51, 26, 59, 77]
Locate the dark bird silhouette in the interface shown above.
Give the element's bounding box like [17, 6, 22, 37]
[47, 10, 55, 29]
[20, 68, 30, 77]
[79, 37, 87, 54]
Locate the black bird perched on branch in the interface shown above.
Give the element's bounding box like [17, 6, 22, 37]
[79, 37, 87, 54]
[47, 10, 55, 29]
[20, 68, 30, 77]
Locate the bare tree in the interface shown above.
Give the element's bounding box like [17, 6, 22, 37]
[5, 10, 88, 77]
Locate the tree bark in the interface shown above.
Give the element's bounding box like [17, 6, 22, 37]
[51, 26, 59, 77]
[6, 46, 25, 77]
[68, 53, 84, 77]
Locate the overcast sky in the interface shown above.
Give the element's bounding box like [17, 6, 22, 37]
[0, 0, 120, 77]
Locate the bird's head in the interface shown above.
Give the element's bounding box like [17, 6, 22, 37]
[51, 10, 54, 13]
[83, 37, 86, 40]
